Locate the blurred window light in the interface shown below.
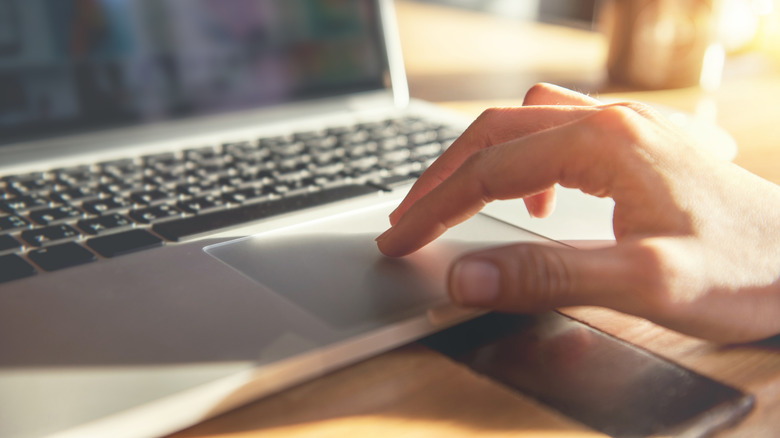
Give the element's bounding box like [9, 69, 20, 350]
[718, 0, 778, 53]
[753, 0, 775, 15]
[756, 0, 780, 60]
[719, 0, 761, 52]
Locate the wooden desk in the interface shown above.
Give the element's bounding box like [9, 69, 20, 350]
[172, 2, 780, 437]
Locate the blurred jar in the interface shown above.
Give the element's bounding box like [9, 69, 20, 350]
[601, 0, 725, 90]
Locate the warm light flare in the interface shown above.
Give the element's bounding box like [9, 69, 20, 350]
[719, 0, 780, 56]
[756, 0, 780, 59]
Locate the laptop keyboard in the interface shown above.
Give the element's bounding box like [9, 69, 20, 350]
[0, 116, 459, 284]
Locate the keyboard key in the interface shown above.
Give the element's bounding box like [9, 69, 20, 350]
[56, 166, 96, 185]
[77, 214, 134, 235]
[0, 215, 29, 233]
[28, 205, 83, 225]
[87, 229, 163, 257]
[9, 178, 60, 194]
[82, 197, 130, 215]
[215, 174, 253, 189]
[275, 168, 313, 184]
[379, 149, 412, 167]
[351, 168, 387, 183]
[368, 124, 400, 140]
[27, 242, 96, 271]
[174, 182, 217, 197]
[274, 179, 319, 197]
[409, 129, 440, 146]
[378, 136, 407, 151]
[176, 195, 225, 214]
[153, 184, 379, 241]
[129, 204, 181, 224]
[391, 161, 424, 176]
[98, 181, 138, 194]
[313, 175, 352, 190]
[339, 129, 370, 146]
[411, 142, 444, 160]
[149, 170, 186, 185]
[0, 254, 37, 284]
[1, 186, 22, 200]
[348, 156, 380, 172]
[0, 234, 22, 253]
[130, 189, 171, 205]
[346, 142, 379, 158]
[312, 162, 347, 178]
[49, 187, 98, 204]
[0, 195, 48, 213]
[302, 135, 338, 150]
[221, 187, 273, 204]
[20, 224, 81, 247]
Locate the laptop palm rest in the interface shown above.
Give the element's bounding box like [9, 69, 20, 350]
[204, 202, 552, 333]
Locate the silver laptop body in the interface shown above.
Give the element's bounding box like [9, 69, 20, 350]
[0, 1, 558, 437]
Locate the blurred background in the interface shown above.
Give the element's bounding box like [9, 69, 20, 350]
[415, 0, 599, 27]
[406, 0, 780, 100]
[416, 0, 779, 54]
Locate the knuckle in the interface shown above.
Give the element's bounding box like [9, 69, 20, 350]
[467, 107, 518, 152]
[587, 106, 648, 151]
[523, 83, 555, 104]
[594, 105, 642, 131]
[474, 107, 513, 128]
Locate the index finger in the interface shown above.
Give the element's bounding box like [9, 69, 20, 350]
[377, 108, 622, 257]
[389, 84, 602, 226]
[388, 105, 599, 225]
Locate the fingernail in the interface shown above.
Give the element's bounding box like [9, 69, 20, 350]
[524, 198, 535, 219]
[451, 259, 501, 306]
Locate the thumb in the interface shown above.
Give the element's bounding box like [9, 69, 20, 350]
[447, 242, 641, 313]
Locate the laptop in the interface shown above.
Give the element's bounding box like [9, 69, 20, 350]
[0, 1, 565, 437]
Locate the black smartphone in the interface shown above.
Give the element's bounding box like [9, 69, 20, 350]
[421, 311, 754, 438]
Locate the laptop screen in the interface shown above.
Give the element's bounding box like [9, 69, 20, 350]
[0, 0, 387, 147]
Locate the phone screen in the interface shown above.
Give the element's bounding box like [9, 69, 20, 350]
[422, 311, 754, 437]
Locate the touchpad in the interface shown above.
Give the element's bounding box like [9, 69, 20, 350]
[204, 203, 551, 331]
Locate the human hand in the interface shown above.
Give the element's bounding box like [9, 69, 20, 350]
[377, 83, 780, 343]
